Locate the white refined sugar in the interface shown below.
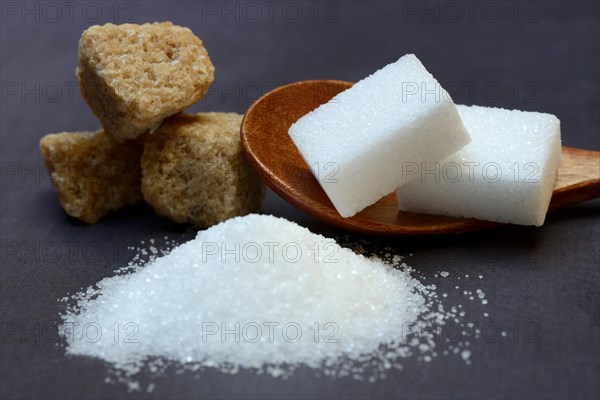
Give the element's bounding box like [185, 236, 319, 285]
[288, 54, 470, 218]
[59, 214, 475, 385]
[396, 105, 562, 226]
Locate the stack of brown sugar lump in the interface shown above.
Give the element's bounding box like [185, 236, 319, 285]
[39, 22, 265, 225]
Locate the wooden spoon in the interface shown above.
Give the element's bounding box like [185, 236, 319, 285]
[241, 80, 600, 235]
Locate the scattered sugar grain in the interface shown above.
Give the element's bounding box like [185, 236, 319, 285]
[461, 350, 471, 361]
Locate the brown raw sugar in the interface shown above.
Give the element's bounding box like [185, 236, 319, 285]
[40, 131, 144, 224]
[141, 112, 265, 227]
[77, 22, 215, 142]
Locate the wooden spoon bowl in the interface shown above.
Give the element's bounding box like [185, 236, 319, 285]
[241, 80, 600, 235]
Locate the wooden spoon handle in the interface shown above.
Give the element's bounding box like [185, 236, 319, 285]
[550, 147, 600, 210]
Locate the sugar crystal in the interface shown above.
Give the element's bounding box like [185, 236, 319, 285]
[59, 214, 481, 388]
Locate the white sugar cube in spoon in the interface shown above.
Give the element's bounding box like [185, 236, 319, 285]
[288, 54, 470, 218]
[396, 105, 562, 226]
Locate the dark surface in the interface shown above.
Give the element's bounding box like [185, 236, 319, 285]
[1, 1, 599, 399]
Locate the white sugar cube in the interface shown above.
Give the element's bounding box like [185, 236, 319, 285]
[288, 54, 470, 218]
[396, 105, 562, 226]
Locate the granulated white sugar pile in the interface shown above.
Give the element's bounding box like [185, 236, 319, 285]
[59, 214, 475, 389]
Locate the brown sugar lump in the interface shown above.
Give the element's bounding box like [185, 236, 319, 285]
[39, 131, 144, 224]
[77, 22, 215, 142]
[141, 112, 265, 227]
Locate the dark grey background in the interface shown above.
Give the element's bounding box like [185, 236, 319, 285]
[1, 1, 599, 399]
